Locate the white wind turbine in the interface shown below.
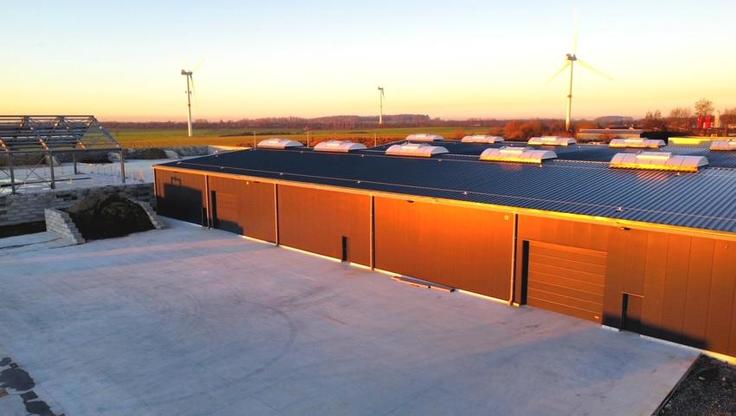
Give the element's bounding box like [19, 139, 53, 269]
[377, 86, 385, 127]
[181, 69, 194, 137]
[548, 20, 611, 132]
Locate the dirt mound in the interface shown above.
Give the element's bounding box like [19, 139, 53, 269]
[53, 151, 113, 164]
[74, 151, 114, 163]
[169, 146, 209, 157]
[126, 148, 168, 160]
[67, 193, 153, 240]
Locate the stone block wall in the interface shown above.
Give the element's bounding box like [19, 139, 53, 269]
[132, 200, 166, 230]
[0, 183, 155, 227]
[44, 208, 85, 244]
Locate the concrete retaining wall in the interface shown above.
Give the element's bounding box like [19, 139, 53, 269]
[0, 183, 155, 227]
[44, 208, 85, 244]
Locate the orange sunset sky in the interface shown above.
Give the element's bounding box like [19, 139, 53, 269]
[2, 1, 735, 121]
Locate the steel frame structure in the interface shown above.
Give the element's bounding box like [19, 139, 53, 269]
[0, 115, 125, 194]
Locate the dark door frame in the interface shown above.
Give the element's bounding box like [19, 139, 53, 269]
[209, 190, 218, 228]
[341, 236, 349, 262]
[520, 240, 531, 305]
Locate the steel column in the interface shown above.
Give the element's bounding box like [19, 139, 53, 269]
[8, 153, 16, 194]
[274, 184, 280, 245]
[47, 151, 55, 189]
[119, 149, 126, 183]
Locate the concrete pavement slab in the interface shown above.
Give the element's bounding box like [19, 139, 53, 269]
[0, 219, 696, 415]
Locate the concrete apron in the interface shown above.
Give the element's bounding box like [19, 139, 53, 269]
[0, 219, 696, 416]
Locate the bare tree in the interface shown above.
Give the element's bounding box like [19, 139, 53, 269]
[642, 110, 667, 130]
[669, 107, 692, 119]
[668, 107, 693, 131]
[694, 98, 714, 116]
[504, 120, 549, 140]
[721, 107, 736, 127]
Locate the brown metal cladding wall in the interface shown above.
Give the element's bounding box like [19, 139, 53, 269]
[207, 176, 277, 242]
[517, 215, 736, 356]
[154, 169, 207, 224]
[605, 228, 736, 356]
[277, 185, 371, 266]
[374, 197, 513, 300]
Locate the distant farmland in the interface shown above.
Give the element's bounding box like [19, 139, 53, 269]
[111, 126, 504, 148]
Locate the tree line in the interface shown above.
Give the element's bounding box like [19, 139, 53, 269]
[641, 99, 736, 131]
[104, 98, 734, 139]
[105, 114, 507, 130]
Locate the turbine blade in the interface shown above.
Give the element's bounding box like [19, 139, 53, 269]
[572, 9, 580, 54]
[546, 62, 570, 84]
[577, 59, 613, 80]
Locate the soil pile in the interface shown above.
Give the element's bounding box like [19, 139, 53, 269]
[172, 146, 210, 157]
[67, 193, 153, 240]
[74, 151, 113, 163]
[126, 148, 167, 159]
[54, 151, 112, 164]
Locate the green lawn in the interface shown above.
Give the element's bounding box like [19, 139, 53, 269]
[111, 126, 504, 148]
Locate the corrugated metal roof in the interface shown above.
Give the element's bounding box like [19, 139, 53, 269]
[160, 149, 736, 234]
[370, 140, 736, 168]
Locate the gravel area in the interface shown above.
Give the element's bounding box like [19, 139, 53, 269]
[655, 355, 736, 416]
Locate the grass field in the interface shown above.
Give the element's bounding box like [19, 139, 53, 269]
[111, 126, 504, 148]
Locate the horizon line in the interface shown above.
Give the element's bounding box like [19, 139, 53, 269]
[97, 114, 638, 124]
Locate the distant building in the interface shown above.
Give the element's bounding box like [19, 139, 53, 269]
[594, 116, 635, 127]
[577, 128, 644, 141]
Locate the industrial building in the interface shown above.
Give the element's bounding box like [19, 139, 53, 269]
[154, 136, 736, 358]
[577, 128, 644, 141]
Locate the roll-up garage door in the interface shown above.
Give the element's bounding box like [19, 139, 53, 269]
[526, 241, 606, 322]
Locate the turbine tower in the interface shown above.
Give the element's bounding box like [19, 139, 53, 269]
[377, 86, 385, 127]
[548, 23, 610, 132]
[563, 53, 576, 132]
[181, 69, 194, 137]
